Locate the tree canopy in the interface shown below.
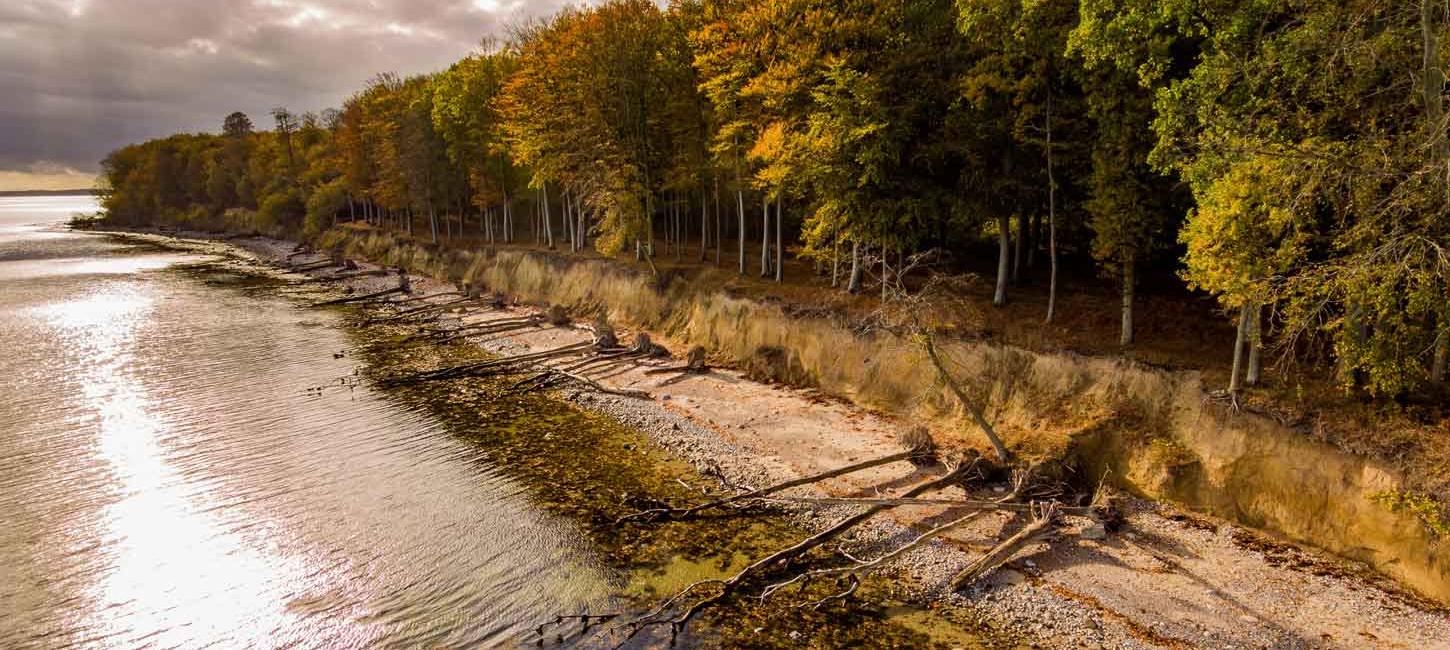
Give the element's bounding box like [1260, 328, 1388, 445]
[100, 0, 1450, 398]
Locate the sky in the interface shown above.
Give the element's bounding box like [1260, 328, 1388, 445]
[0, 0, 572, 190]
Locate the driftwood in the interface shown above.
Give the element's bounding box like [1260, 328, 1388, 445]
[390, 290, 464, 306]
[310, 268, 391, 283]
[612, 463, 974, 645]
[617, 436, 940, 523]
[291, 259, 336, 273]
[949, 501, 1059, 590]
[758, 495, 1094, 515]
[535, 367, 651, 399]
[510, 348, 643, 393]
[425, 316, 544, 345]
[380, 340, 595, 386]
[311, 285, 406, 307]
[759, 510, 990, 607]
[369, 296, 474, 324]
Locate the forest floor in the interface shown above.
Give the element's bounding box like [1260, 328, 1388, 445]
[113, 226, 1450, 649]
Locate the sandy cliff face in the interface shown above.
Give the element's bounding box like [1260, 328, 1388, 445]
[320, 228, 1449, 605]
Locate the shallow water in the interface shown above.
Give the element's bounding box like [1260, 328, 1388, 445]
[0, 197, 611, 648]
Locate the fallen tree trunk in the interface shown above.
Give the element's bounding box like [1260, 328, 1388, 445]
[760, 509, 990, 607]
[369, 297, 474, 323]
[510, 349, 646, 392]
[541, 368, 652, 399]
[311, 286, 405, 308]
[760, 495, 1093, 515]
[949, 502, 1059, 590]
[389, 290, 463, 306]
[290, 259, 336, 273]
[617, 443, 939, 523]
[616, 462, 973, 645]
[381, 340, 595, 386]
[308, 268, 392, 283]
[426, 318, 544, 345]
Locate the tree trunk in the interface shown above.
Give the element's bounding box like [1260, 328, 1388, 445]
[1028, 212, 1039, 269]
[1246, 302, 1262, 386]
[923, 336, 1011, 463]
[714, 177, 721, 266]
[1434, 329, 1449, 386]
[701, 189, 709, 263]
[832, 231, 844, 286]
[737, 189, 746, 275]
[428, 202, 437, 244]
[1120, 259, 1135, 346]
[1435, 307, 1449, 386]
[774, 196, 783, 283]
[571, 191, 582, 249]
[543, 184, 554, 249]
[566, 190, 576, 249]
[993, 214, 1009, 306]
[1012, 213, 1023, 283]
[847, 241, 862, 294]
[1045, 93, 1059, 324]
[881, 242, 888, 300]
[760, 194, 770, 277]
[1229, 303, 1249, 393]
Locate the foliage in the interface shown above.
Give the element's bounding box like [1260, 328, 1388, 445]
[1371, 490, 1450, 538]
[96, 0, 1450, 398]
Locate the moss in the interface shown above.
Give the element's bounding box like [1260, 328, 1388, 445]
[1371, 491, 1450, 538]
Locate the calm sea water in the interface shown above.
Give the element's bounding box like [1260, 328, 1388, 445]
[0, 196, 611, 648]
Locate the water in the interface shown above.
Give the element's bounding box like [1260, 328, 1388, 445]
[0, 197, 612, 648]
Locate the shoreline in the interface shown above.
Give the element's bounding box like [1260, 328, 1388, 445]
[104, 227, 1450, 649]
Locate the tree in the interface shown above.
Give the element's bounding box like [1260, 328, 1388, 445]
[223, 111, 253, 138]
[956, 0, 1082, 321]
[1068, 0, 1186, 347]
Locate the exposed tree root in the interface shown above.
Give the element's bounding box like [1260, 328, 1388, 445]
[644, 345, 709, 376]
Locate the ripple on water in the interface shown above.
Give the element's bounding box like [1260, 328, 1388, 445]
[0, 219, 613, 649]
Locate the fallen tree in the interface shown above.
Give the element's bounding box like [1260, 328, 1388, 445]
[616, 428, 940, 523]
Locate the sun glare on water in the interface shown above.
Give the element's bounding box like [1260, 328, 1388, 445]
[37, 287, 304, 647]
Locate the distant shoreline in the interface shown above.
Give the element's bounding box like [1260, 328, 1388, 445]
[0, 189, 97, 197]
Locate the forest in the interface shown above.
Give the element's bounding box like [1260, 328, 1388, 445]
[98, 0, 1450, 400]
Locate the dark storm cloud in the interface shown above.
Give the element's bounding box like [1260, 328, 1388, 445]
[0, 0, 569, 183]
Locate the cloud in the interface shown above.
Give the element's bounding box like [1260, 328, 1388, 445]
[0, 161, 97, 191]
[0, 0, 571, 186]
